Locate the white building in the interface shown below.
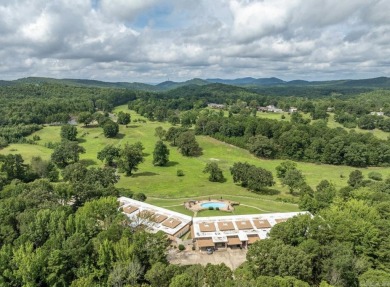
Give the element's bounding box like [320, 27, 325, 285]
[118, 197, 310, 249]
[266, 105, 283, 113]
[192, 212, 310, 251]
[370, 111, 384, 116]
[208, 103, 226, 109]
[118, 197, 192, 240]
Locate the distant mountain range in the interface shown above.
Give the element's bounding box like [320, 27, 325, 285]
[4, 76, 390, 92]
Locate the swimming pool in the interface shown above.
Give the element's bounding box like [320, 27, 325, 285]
[201, 202, 227, 209]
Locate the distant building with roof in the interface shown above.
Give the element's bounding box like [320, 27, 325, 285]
[370, 111, 384, 116]
[258, 105, 283, 113]
[208, 103, 226, 109]
[266, 105, 283, 113]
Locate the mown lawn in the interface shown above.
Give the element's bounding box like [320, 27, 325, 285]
[2, 105, 390, 216]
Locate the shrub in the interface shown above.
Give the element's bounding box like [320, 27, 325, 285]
[216, 207, 220, 210]
[118, 188, 133, 198]
[177, 169, 184, 177]
[33, 135, 40, 141]
[208, 206, 214, 210]
[178, 244, 185, 251]
[133, 193, 147, 202]
[368, 171, 383, 181]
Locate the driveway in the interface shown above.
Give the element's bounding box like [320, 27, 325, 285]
[168, 248, 247, 270]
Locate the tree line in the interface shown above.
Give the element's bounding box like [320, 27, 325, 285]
[193, 110, 390, 167]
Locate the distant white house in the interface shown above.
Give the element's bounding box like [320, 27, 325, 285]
[266, 105, 283, 113]
[370, 111, 384, 116]
[257, 106, 268, 112]
[208, 103, 225, 109]
[289, 107, 298, 113]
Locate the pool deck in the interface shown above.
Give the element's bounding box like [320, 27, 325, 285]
[185, 199, 236, 212]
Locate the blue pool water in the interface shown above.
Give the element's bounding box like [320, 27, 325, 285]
[201, 202, 227, 209]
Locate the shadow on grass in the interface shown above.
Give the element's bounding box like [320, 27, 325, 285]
[79, 159, 97, 166]
[254, 188, 281, 196]
[132, 171, 159, 178]
[166, 161, 179, 167]
[116, 133, 125, 139]
[126, 125, 140, 128]
[77, 138, 87, 143]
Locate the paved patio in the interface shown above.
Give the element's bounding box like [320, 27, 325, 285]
[168, 248, 247, 270]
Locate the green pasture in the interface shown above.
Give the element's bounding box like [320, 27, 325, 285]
[1, 105, 390, 215]
[326, 113, 389, 140]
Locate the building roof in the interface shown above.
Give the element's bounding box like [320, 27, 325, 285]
[197, 238, 214, 248]
[162, 218, 181, 229]
[199, 222, 216, 232]
[119, 197, 310, 242]
[138, 210, 155, 218]
[227, 236, 242, 245]
[235, 220, 254, 230]
[253, 219, 271, 229]
[217, 221, 235, 231]
[248, 234, 260, 244]
[123, 205, 138, 214]
[118, 197, 192, 237]
[192, 212, 310, 241]
[152, 214, 168, 223]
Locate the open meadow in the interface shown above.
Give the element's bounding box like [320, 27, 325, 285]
[1, 105, 390, 216]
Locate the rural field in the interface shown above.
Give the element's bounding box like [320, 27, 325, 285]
[257, 110, 390, 140]
[2, 105, 390, 216]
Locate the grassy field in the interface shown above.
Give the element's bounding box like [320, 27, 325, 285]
[256, 110, 389, 140]
[326, 113, 389, 140]
[1, 105, 390, 217]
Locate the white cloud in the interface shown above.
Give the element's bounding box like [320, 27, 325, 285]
[100, 0, 158, 21]
[0, 0, 389, 82]
[230, 0, 296, 42]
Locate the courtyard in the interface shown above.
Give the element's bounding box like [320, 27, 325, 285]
[168, 248, 247, 270]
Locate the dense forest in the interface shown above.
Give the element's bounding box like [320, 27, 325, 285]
[0, 78, 390, 286]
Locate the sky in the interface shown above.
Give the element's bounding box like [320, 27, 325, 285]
[0, 0, 389, 83]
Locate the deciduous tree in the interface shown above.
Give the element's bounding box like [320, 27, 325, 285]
[118, 142, 144, 176]
[117, 111, 131, 125]
[203, 162, 225, 182]
[153, 141, 170, 166]
[177, 131, 202, 156]
[60, 124, 78, 141]
[103, 120, 119, 138]
[97, 144, 120, 166]
[77, 112, 93, 127]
